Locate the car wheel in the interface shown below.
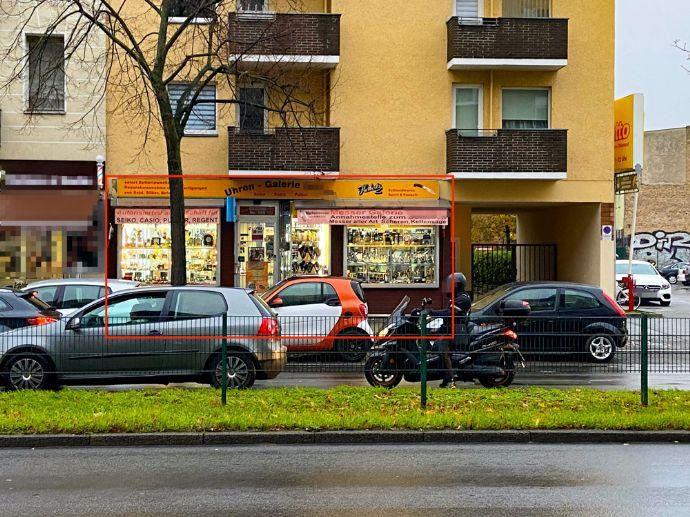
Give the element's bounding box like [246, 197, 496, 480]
[3, 353, 54, 391]
[210, 352, 256, 390]
[586, 335, 616, 364]
[660, 300, 671, 307]
[336, 328, 371, 362]
[669, 275, 678, 285]
[364, 355, 402, 388]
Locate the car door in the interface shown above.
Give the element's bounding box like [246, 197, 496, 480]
[268, 282, 341, 346]
[495, 287, 559, 357]
[557, 288, 606, 357]
[164, 290, 229, 373]
[64, 292, 169, 376]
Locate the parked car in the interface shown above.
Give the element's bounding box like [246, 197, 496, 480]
[24, 279, 140, 317]
[261, 276, 374, 361]
[470, 282, 628, 363]
[0, 287, 284, 390]
[658, 262, 689, 285]
[0, 289, 61, 333]
[615, 260, 671, 306]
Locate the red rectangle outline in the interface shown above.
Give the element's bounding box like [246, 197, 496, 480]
[103, 173, 457, 341]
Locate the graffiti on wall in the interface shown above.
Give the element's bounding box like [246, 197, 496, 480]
[634, 231, 690, 264]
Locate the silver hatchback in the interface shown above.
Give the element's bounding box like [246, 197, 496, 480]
[0, 287, 285, 390]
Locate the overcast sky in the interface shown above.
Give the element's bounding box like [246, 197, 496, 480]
[616, 0, 690, 130]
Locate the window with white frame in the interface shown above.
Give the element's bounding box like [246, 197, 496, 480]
[502, 89, 549, 129]
[454, 86, 482, 136]
[27, 35, 65, 113]
[168, 0, 216, 20]
[238, 0, 267, 11]
[502, 0, 551, 18]
[168, 83, 217, 134]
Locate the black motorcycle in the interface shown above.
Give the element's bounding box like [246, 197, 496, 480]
[364, 296, 530, 389]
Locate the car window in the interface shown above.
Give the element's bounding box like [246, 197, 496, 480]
[170, 291, 227, 319]
[503, 288, 557, 312]
[277, 283, 333, 307]
[560, 289, 600, 310]
[81, 293, 167, 327]
[616, 263, 658, 276]
[0, 297, 11, 312]
[60, 285, 103, 310]
[32, 286, 59, 305]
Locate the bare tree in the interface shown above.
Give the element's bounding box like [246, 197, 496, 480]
[0, 0, 329, 285]
[673, 39, 690, 73]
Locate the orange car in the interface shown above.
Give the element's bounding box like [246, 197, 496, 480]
[261, 277, 374, 361]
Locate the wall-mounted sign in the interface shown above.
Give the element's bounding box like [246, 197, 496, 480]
[114, 208, 220, 224]
[601, 225, 613, 241]
[614, 171, 639, 195]
[297, 208, 448, 226]
[239, 206, 277, 216]
[115, 178, 445, 201]
[614, 94, 644, 173]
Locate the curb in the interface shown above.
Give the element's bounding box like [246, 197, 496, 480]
[1, 430, 689, 448]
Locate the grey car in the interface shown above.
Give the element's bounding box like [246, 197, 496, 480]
[0, 287, 285, 390]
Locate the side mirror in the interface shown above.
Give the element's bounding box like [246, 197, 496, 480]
[269, 297, 284, 308]
[66, 317, 81, 331]
[498, 300, 531, 317]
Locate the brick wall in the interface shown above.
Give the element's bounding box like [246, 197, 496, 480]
[601, 203, 614, 227]
[228, 13, 340, 56]
[446, 129, 567, 174]
[228, 127, 340, 172]
[447, 17, 568, 61]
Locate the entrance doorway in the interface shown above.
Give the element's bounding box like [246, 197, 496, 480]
[235, 202, 279, 290]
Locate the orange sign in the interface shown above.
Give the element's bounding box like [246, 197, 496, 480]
[115, 177, 443, 201]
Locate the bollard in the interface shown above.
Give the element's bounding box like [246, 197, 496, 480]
[221, 313, 228, 406]
[640, 313, 648, 406]
[420, 309, 429, 409]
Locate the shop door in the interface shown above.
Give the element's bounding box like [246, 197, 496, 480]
[236, 204, 279, 291]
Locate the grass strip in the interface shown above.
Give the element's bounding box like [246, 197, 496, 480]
[0, 387, 689, 434]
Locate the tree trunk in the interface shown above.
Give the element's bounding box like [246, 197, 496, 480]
[160, 106, 187, 286]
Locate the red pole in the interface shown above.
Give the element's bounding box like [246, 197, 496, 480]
[626, 275, 635, 312]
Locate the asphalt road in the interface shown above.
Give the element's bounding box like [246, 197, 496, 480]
[1, 443, 690, 516]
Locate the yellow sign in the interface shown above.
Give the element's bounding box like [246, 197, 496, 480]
[614, 94, 644, 173]
[115, 177, 445, 201]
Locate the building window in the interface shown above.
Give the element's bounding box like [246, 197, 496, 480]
[454, 86, 482, 136]
[502, 0, 551, 18]
[239, 87, 266, 131]
[26, 35, 65, 113]
[502, 89, 549, 129]
[238, 0, 267, 11]
[168, 0, 216, 20]
[168, 83, 217, 135]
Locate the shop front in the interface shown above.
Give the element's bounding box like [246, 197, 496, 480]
[111, 177, 451, 312]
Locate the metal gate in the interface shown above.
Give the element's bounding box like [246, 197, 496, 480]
[471, 244, 557, 298]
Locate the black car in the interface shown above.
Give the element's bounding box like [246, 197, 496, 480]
[469, 282, 628, 364]
[658, 262, 689, 284]
[0, 289, 61, 333]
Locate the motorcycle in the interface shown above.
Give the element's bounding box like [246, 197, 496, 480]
[364, 295, 530, 389]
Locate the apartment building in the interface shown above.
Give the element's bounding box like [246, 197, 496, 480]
[108, 0, 615, 310]
[0, 5, 106, 284]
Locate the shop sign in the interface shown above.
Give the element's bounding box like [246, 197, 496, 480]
[114, 208, 220, 224]
[614, 171, 639, 194]
[239, 206, 276, 216]
[297, 208, 448, 226]
[614, 94, 644, 173]
[116, 178, 444, 201]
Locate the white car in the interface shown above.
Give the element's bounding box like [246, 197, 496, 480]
[24, 279, 140, 317]
[615, 260, 671, 306]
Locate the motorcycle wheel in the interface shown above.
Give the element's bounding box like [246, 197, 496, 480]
[478, 356, 515, 388]
[364, 356, 403, 389]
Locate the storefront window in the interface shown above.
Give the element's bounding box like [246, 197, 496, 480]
[120, 222, 218, 285]
[289, 222, 330, 276]
[345, 226, 438, 287]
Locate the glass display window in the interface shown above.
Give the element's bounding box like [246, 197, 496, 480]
[119, 222, 219, 285]
[289, 221, 330, 277]
[345, 226, 439, 288]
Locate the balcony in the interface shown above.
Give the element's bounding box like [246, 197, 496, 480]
[447, 17, 568, 71]
[446, 129, 567, 179]
[228, 12, 340, 69]
[228, 127, 340, 174]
